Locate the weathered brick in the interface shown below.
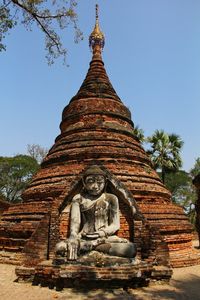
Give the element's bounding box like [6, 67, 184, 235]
[0, 28, 198, 271]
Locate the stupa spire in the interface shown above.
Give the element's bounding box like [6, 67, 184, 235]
[89, 4, 105, 59]
[69, 4, 121, 102]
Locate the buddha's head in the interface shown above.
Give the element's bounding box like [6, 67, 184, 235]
[83, 165, 106, 196]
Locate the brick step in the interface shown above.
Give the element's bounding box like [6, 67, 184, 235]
[158, 224, 193, 232]
[0, 251, 24, 265]
[139, 205, 184, 213]
[148, 220, 191, 225]
[0, 222, 38, 238]
[0, 236, 27, 249]
[163, 234, 193, 243]
[2, 214, 44, 222]
[162, 236, 193, 243]
[144, 214, 188, 220]
[3, 203, 49, 215]
[170, 248, 200, 268]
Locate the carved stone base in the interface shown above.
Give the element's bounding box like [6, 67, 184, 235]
[53, 250, 137, 267]
[15, 259, 172, 290]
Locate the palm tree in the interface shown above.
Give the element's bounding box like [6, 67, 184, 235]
[133, 125, 145, 143]
[147, 130, 184, 183]
[191, 157, 200, 178]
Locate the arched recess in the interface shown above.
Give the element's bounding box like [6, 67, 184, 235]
[57, 164, 144, 244]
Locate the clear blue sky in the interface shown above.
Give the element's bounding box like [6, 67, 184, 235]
[0, 0, 200, 171]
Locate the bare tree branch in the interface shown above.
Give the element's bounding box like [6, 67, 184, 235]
[11, 0, 62, 52]
[1, 0, 83, 64]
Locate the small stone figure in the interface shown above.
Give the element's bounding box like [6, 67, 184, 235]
[56, 166, 137, 260]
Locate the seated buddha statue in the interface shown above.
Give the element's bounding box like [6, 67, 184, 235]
[55, 165, 137, 261]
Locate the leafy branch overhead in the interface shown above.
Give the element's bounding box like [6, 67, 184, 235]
[0, 0, 83, 64]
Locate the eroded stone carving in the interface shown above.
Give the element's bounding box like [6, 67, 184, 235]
[55, 165, 137, 261]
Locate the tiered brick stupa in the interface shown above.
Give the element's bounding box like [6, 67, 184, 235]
[0, 5, 199, 270]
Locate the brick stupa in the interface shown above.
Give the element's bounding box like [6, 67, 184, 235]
[0, 6, 199, 271]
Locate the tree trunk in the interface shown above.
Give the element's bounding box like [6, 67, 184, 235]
[195, 202, 200, 248]
[161, 168, 165, 184]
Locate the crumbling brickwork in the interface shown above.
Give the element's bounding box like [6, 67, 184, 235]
[0, 38, 199, 269]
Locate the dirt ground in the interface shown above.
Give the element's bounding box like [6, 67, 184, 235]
[1, 263, 200, 300]
[1, 240, 200, 300]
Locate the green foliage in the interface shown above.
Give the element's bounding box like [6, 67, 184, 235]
[163, 170, 197, 225]
[147, 130, 183, 183]
[135, 128, 198, 227]
[0, 155, 39, 203]
[173, 182, 197, 225]
[190, 157, 200, 178]
[0, 0, 83, 64]
[133, 125, 145, 143]
[164, 170, 189, 195]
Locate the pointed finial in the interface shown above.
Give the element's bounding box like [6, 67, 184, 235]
[89, 4, 105, 53]
[96, 3, 99, 21]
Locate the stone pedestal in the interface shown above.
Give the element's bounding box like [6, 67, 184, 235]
[15, 259, 172, 290]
